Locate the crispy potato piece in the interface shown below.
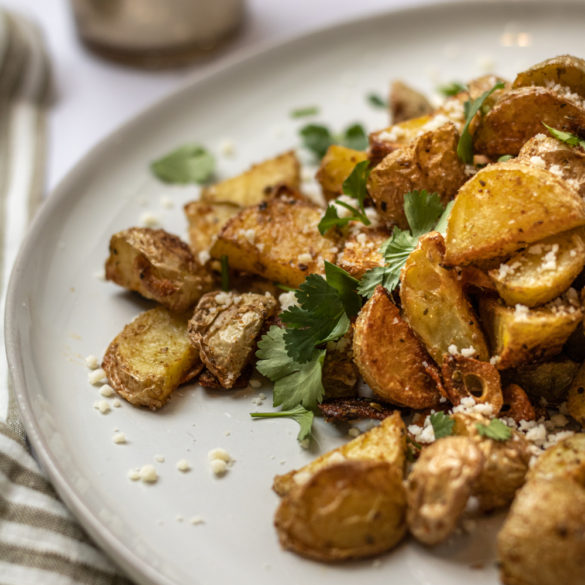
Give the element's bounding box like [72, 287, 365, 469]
[441, 355, 503, 415]
[406, 436, 484, 546]
[275, 460, 407, 562]
[197, 367, 251, 390]
[200, 150, 300, 206]
[389, 80, 434, 123]
[105, 228, 214, 312]
[479, 294, 583, 369]
[335, 225, 389, 279]
[184, 200, 241, 258]
[501, 383, 536, 423]
[497, 477, 585, 585]
[188, 290, 277, 389]
[444, 161, 585, 267]
[567, 362, 585, 427]
[473, 86, 585, 158]
[400, 232, 489, 364]
[518, 133, 585, 199]
[512, 54, 585, 98]
[102, 307, 200, 410]
[352, 286, 442, 409]
[368, 122, 466, 230]
[322, 332, 359, 399]
[315, 145, 368, 201]
[318, 397, 395, 423]
[273, 410, 406, 497]
[488, 229, 585, 307]
[210, 197, 341, 287]
[528, 434, 585, 485]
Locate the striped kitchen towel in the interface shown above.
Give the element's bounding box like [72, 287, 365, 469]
[0, 10, 133, 585]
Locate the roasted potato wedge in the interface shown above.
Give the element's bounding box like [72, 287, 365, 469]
[473, 86, 585, 158]
[479, 294, 583, 369]
[210, 196, 341, 288]
[315, 145, 368, 201]
[567, 362, 585, 427]
[352, 286, 442, 409]
[200, 150, 300, 206]
[488, 229, 585, 307]
[512, 54, 585, 98]
[275, 460, 407, 562]
[322, 332, 359, 399]
[335, 225, 389, 279]
[105, 228, 214, 312]
[273, 410, 406, 497]
[528, 433, 585, 485]
[497, 477, 585, 585]
[102, 307, 200, 410]
[400, 232, 489, 364]
[368, 122, 466, 229]
[444, 161, 585, 267]
[389, 80, 434, 123]
[501, 383, 537, 423]
[188, 290, 277, 389]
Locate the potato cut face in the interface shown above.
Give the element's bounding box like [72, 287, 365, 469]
[188, 290, 277, 389]
[315, 145, 368, 201]
[275, 460, 407, 562]
[210, 196, 341, 287]
[473, 86, 585, 158]
[444, 161, 585, 267]
[368, 122, 466, 230]
[400, 232, 489, 364]
[200, 150, 300, 206]
[105, 227, 214, 312]
[353, 286, 442, 409]
[512, 54, 585, 98]
[488, 229, 585, 307]
[528, 433, 585, 486]
[335, 225, 389, 279]
[273, 410, 406, 497]
[479, 294, 583, 369]
[183, 200, 241, 257]
[102, 307, 200, 410]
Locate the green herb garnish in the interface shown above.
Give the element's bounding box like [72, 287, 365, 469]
[220, 255, 230, 291]
[291, 106, 320, 118]
[299, 123, 368, 159]
[430, 412, 455, 439]
[150, 143, 214, 184]
[498, 154, 513, 162]
[543, 123, 585, 149]
[438, 81, 467, 97]
[367, 93, 388, 108]
[476, 419, 512, 441]
[250, 405, 314, 441]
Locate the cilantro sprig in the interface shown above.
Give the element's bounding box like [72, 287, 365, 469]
[544, 123, 585, 149]
[250, 405, 314, 441]
[151, 143, 215, 184]
[367, 93, 388, 108]
[438, 81, 467, 97]
[457, 82, 505, 164]
[476, 419, 512, 441]
[430, 412, 455, 439]
[300, 123, 368, 159]
[358, 191, 453, 297]
[291, 106, 320, 119]
[318, 160, 371, 234]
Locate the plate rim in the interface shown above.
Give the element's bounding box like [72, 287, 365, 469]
[6, 0, 585, 583]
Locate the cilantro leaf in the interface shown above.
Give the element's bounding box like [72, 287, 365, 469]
[543, 123, 585, 149]
[498, 154, 513, 162]
[476, 419, 512, 441]
[367, 93, 388, 108]
[300, 124, 333, 159]
[430, 412, 455, 439]
[291, 106, 320, 118]
[220, 255, 230, 292]
[250, 405, 314, 441]
[256, 326, 325, 410]
[151, 144, 214, 184]
[357, 265, 400, 298]
[342, 124, 368, 151]
[324, 261, 361, 317]
[457, 82, 505, 164]
[438, 82, 467, 97]
[433, 200, 455, 236]
[404, 190, 445, 237]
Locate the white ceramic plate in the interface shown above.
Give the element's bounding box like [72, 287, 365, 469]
[7, 1, 585, 583]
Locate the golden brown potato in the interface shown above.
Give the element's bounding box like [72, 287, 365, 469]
[368, 122, 466, 229]
[105, 228, 214, 312]
[501, 383, 537, 423]
[406, 436, 484, 546]
[210, 196, 341, 287]
[512, 54, 585, 98]
[444, 161, 585, 267]
[352, 286, 442, 409]
[315, 145, 368, 200]
[188, 290, 277, 389]
[497, 477, 585, 585]
[200, 150, 300, 206]
[567, 363, 585, 428]
[275, 460, 407, 561]
[528, 433, 585, 486]
[273, 410, 406, 497]
[183, 200, 241, 258]
[473, 85, 585, 158]
[335, 225, 389, 279]
[488, 229, 585, 307]
[389, 80, 434, 123]
[102, 307, 200, 410]
[400, 232, 489, 364]
[322, 332, 359, 399]
[479, 294, 583, 369]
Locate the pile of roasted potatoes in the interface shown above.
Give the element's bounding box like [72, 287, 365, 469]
[101, 55, 585, 585]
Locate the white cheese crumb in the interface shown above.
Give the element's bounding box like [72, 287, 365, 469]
[177, 459, 191, 472]
[160, 196, 174, 209]
[489, 355, 501, 366]
[85, 355, 99, 369]
[93, 400, 111, 414]
[238, 228, 256, 245]
[297, 252, 313, 265]
[208, 448, 232, 462]
[189, 516, 205, 525]
[93, 269, 106, 281]
[220, 139, 235, 157]
[99, 384, 115, 398]
[88, 368, 107, 385]
[215, 291, 232, 306]
[356, 232, 367, 245]
[139, 211, 160, 227]
[112, 432, 127, 444]
[278, 291, 298, 311]
[460, 346, 476, 358]
[249, 379, 262, 389]
[447, 344, 459, 355]
[154, 455, 165, 463]
[293, 470, 312, 486]
[529, 155, 546, 168]
[197, 250, 211, 265]
[210, 459, 228, 476]
[514, 304, 529, 319]
[139, 464, 158, 483]
[548, 164, 564, 177]
[377, 126, 407, 143]
[112, 399, 122, 408]
[127, 468, 141, 481]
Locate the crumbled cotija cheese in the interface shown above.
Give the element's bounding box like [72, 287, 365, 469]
[529, 155, 546, 168]
[112, 432, 127, 444]
[278, 291, 298, 311]
[139, 211, 160, 227]
[215, 291, 232, 306]
[176, 459, 191, 472]
[138, 464, 158, 483]
[197, 250, 211, 265]
[541, 244, 559, 271]
[297, 252, 313, 265]
[99, 384, 115, 398]
[85, 355, 99, 369]
[93, 400, 111, 414]
[209, 459, 228, 476]
[88, 368, 107, 385]
[514, 304, 529, 319]
[460, 346, 476, 358]
[189, 516, 205, 525]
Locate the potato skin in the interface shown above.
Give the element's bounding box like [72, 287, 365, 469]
[335, 225, 389, 279]
[105, 227, 214, 312]
[389, 80, 434, 123]
[528, 433, 585, 485]
[315, 145, 368, 201]
[103, 307, 200, 410]
[352, 286, 442, 409]
[275, 460, 407, 562]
